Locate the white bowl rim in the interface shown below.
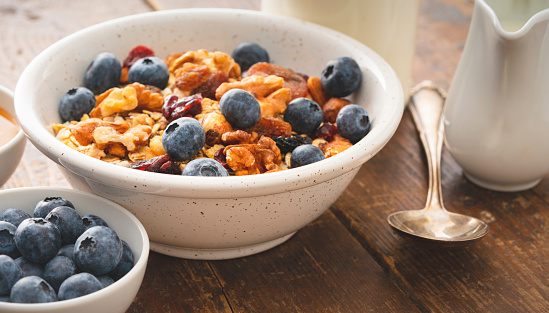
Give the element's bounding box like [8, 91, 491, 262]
[0, 85, 26, 155]
[15, 8, 404, 198]
[0, 186, 149, 310]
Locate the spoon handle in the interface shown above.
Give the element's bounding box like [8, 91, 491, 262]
[408, 81, 447, 212]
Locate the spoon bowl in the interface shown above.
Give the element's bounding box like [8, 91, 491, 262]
[387, 81, 489, 245]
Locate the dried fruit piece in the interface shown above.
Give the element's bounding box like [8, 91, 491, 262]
[272, 135, 312, 154]
[130, 155, 181, 175]
[307, 76, 327, 107]
[310, 122, 338, 141]
[192, 71, 228, 99]
[162, 94, 203, 122]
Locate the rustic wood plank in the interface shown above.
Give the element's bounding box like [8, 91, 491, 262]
[209, 210, 419, 313]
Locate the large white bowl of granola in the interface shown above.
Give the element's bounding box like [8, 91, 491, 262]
[14, 9, 404, 259]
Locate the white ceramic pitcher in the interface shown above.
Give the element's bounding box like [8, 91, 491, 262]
[444, 0, 549, 192]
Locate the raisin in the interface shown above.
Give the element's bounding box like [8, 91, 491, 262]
[162, 94, 203, 122]
[123, 45, 155, 69]
[130, 155, 181, 175]
[249, 117, 292, 137]
[272, 135, 312, 154]
[310, 122, 338, 141]
[192, 71, 228, 99]
[214, 148, 230, 170]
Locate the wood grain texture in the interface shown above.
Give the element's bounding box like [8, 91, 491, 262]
[2, 0, 549, 312]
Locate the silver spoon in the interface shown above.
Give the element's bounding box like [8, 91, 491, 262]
[387, 81, 489, 245]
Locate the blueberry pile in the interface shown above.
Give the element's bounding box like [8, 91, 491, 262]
[0, 197, 134, 303]
[57, 42, 372, 175]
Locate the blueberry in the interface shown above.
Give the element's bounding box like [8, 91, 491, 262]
[33, 196, 75, 218]
[10, 276, 57, 303]
[336, 104, 371, 143]
[128, 56, 169, 90]
[84, 52, 121, 95]
[283, 98, 323, 134]
[43, 256, 78, 292]
[0, 255, 22, 296]
[57, 244, 75, 260]
[82, 214, 109, 230]
[58, 87, 96, 122]
[46, 206, 85, 245]
[96, 275, 115, 288]
[58, 272, 103, 301]
[108, 240, 134, 281]
[15, 218, 62, 264]
[219, 89, 261, 129]
[0, 208, 31, 227]
[321, 57, 362, 98]
[0, 221, 19, 258]
[162, 117, 205, 162]
[290, 144, 325, 168]
[14, 257, 44, 278]
[74, 226, 123, 276]
[182, 158, 229, 177]
[231, 42, 270, 71]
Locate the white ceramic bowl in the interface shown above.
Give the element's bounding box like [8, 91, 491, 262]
[15, 9, 404, 260]
[0, 85, 26, 187]
[0, 187, 149, 313]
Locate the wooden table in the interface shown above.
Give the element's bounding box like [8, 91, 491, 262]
[2, 0, 548, 312]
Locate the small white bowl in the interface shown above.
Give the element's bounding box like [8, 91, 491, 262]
[0, 187, 149, 313]
[0, 85, 26, 187]
[15, 9, 404, 260]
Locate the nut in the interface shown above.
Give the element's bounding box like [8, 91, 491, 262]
[221, 130, 258, 145]
[323, 98, 351, 123]
[224, 136, 282, 175]
[318, 134, 353, 158]
[90, 85, 138, 118]
[307, 76, 327, 107]
[200, 112, 233, 145]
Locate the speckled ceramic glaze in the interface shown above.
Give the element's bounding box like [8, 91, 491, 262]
[0, 85, 26, 187]
[15, 9, 404, 259]
[0, 187, 149, 313]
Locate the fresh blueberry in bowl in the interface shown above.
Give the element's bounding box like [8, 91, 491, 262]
[0, 208, 31, 227]
[9, 275, 57, 303]
[15, 218, 62, 264]
[283, 98, 323, 134]
[0, 255, 22, 296]
[81, 214, 109, 229]
[182, 158, 229, 177]
[58, 87, 96, 122]
[33, 196, 75, 219]
[162, 117, 206, 162]
[231, 42, 270, 71]
[46, 206, 86, 245]
[0, 221, 19, 258]
[321, 56, 362, 98]
[84, 52, 121, 95]
[58, 272, 103, 301]
[14, 257, 44, 278]
[336, 104, 371, 143]
[74, 226, 123, 276]
[128, 56, 170, 90]
[108, 240, 134, 281]
[290, 144, 325, 168]
[219, 88, 261, 129]
[43, 256, 78, 292]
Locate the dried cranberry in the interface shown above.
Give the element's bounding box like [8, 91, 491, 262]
[272, 135, 312, 154]
[162, 94, 203, 122]
[130, 155, 181, 175]
[310, 122, 338, 141]
[123, 45, 155, 69]
[213, 148, 230, 170]
[192, 71, 228, 99]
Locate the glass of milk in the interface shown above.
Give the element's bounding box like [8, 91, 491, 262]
[261, 0, 420, 100]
